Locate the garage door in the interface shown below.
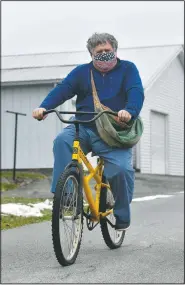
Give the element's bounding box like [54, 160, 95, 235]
[151, 111, 167, 174]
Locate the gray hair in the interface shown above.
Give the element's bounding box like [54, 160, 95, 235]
[86, 33, 118, 55]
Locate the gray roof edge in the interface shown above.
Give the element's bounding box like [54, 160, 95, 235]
[144, 46, 184, 91]
[2, 64, 76, 71]
[1, 79, 60, 87]
[2, 43, 183, 57]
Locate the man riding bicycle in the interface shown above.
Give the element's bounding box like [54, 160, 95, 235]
[32, 32, 144, 231]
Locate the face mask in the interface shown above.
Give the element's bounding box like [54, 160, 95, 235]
[93, 51, 117, 72]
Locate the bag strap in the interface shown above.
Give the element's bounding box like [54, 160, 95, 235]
[90, 70, 130, 128]
[90, 70, 102, 108]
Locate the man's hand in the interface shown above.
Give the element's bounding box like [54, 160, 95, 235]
[32, 108, 47, 120]
[118, 110, 132, 122]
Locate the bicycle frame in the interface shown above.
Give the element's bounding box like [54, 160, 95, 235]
[41, 109, 118, 221]
[72, 138, 113, 222]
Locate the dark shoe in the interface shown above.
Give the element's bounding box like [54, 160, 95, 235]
[115, 218, 130, 231]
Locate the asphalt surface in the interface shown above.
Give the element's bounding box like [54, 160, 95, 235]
[1, 180, 184, 283]
[2, 173, 184, 199]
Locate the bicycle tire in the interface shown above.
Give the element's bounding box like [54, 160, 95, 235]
[52, 167, 83, 266]
[99, 176, 125, 249]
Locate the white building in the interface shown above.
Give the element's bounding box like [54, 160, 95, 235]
[1, 45, 184, 175]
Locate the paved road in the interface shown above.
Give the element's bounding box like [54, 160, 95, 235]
[2, 173, 184, 199]
[2, 191, 184, 283]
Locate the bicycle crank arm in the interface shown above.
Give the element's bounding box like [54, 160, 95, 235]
[103, 217, 116, 229]
[87, 221, 99, 231]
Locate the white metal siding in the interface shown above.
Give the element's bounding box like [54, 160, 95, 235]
[1, 84, 63, 169]
[151, 112, 167, 174]
[140, 57, 184, 175]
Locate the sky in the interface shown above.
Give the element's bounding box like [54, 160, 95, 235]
[2, 1, 184, 55]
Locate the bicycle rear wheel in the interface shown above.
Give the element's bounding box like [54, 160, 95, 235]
[99, 176, 125, 249]
[52, 167, 83, 266]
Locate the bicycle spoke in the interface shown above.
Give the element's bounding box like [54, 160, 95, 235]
[55, 173, 83, 263]
[100, 186, 125, 249]
[64, 221, 78, 240]
[66, 193, 74, 211]
[65, 222, 74, 253]
[63, 222, 71, 253]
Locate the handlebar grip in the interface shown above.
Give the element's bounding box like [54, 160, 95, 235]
[37, 110, 47, 121]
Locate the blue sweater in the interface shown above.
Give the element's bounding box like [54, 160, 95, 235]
[40, 59, 144, 125]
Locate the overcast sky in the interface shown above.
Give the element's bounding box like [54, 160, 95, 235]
[2, 1, 184, 55]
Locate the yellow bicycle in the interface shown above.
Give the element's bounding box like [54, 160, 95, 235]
[43, 109, 125, 266]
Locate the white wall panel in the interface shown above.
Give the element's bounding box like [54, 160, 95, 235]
[140, 57, 184, 175]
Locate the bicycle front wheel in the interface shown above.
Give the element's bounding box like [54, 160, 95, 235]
[99, 176, 125, 249]
[52, 167, 83, 266]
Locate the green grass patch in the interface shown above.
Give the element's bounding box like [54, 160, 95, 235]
[1, 210, 52, 230]
[1, 171, 46, 180]
[1, 197, 88, 230]
[1, 197, 51, 205]
[1, 183, 18, 191]
[1, 197, 52, 230]
[1, 171, 47, 192]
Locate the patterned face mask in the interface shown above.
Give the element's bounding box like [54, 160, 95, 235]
[93, 51, 117, 72]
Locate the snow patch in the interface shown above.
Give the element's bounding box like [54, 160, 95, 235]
[133, 194, 173, 202]
[1, 193, 180, 217]
[1, 199, 53, 217]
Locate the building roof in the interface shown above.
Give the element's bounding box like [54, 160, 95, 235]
[1, 45, 184, 88]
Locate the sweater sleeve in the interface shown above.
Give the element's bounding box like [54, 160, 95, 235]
[39, 66, 80, 110]
[123, 62, 144, 119]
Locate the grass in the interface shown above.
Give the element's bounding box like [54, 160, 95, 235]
[1, 171, 46, 180]
[1, 183, 18, 191]
[1, 171, 47, 192]
[1, 197, 88, 230]
[1, 210, 52, 230]
[1, 197, 51, 204]
[1, 197, 52, 230]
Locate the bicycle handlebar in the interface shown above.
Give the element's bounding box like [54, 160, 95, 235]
[42, 109, 118, 124]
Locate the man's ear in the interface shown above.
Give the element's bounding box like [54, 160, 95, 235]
[90, 49, 95, 57]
